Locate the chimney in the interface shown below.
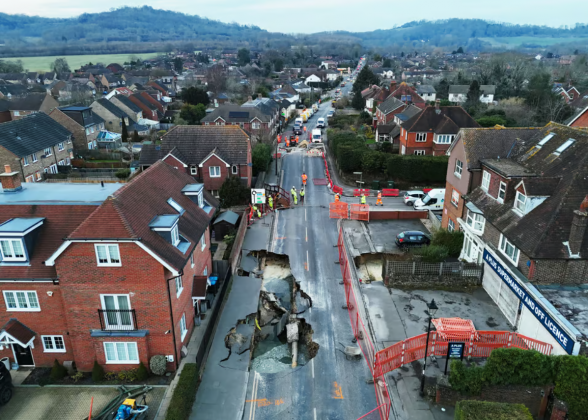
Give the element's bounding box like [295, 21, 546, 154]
[257, 93, 262, 99]
[247, 95, 253, 102]
[570, 200, 588, 255]
[0, 164, 22, 193]
[435, 99, 441, 114]
[390, 80, 397, 91]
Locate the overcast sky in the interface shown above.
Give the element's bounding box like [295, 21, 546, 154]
[3, 0, 586, 33]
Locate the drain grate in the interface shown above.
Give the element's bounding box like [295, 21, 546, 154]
[313, 178, 328, 185]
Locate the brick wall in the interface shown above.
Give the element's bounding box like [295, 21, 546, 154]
[436, 381, 549, 417]
[570, 110, 588, 128]
[163, 154, 189, 175]
[0, 142, 72, 183]
[442, 182, 465, 230]
[202, 155, 229, 191]
[49, 109, 88, 152]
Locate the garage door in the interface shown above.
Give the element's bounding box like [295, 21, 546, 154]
[482, 262, 519, 325]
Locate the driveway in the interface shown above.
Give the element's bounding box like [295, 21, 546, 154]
[0, 385, 166, 420]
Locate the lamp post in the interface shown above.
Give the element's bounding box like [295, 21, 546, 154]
[420, 299, 439, 397]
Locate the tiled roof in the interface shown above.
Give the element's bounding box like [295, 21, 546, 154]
[201, 104, 271, 123]
[132, 93, 158, 111]
[376, 124, 396, 135]
[95, 98, 128, 118]
[0, 112, 72, 157]
[69, 160, 218, 271]
[114, 95, 142, 113]
[417, 85, 436, 94]
[139, 125, 250, 167]
[469, 123, 588, 259]
[390, 82, 426, 104]
[377, 96, 405, 114]
[457, 127, 541, 170]
[449, 85, 469, 94]
[0, 205, 96, 279]
[6, 93, 49, 111]
[401, 106, 479, 134]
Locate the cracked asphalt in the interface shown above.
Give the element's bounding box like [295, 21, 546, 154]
[243, 96, 378, 420]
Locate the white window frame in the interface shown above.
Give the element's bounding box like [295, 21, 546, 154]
[0, 239, 27, 262]
[175, 275, 183, 298]
[94, 244, 121, 267]
[58, 160, 65, 166]
[499, 234, 520, 265]
[35, 171, 42, 181]
[171, 225, 180, 247]
[3, 291, 40, 311]
[32, 153, 38, 163]
[180, 313, 188, 341]
[42, 335, 66, 353]
[414, 150, 426, 156]
[435, 134, 454, 144]
[49, 164, 58, 174]
[498, 182, 506, 203]
[25, 175, 35, 183]
[85, 128, 90, 135]
[103, 342, 139, 364]
[481, 170, 491, 192]
[198, 191, 204, 208]
[100, 294, 133, 329]
[13, 111, 20, 117]
[415, 132, 427, 142]
[58, 142, 65, 151]
[252, 122, 261, 130]
[201, 232, 206, 251]
[44, 147, 52, 157]
[190, 166, 197, 175]
[451, 190, 459, 207]
[232, 165, 238, 175]
[22, 156, 30, 166]
[448, 218, 455, 232]
[88, 141, 93, 150]
[514, 191, 526, 213]
[466, 210, 485, 234]
[190, 252, 194, 268]
[454, 159, 463, 178]
[209, 166, 221, 178]
[66, 157, 71, 165]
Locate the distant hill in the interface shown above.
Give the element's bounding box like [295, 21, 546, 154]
[0, 9, 587, 57]
[312, 19, 588, 51]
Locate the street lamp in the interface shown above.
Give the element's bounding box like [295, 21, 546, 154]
[420, 299, 439, 396]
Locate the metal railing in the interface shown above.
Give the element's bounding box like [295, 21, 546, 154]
[98, 309, 137, 331]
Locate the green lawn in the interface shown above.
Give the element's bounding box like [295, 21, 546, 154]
[10, 52, 162, 72]
[479, 36, 587, 48]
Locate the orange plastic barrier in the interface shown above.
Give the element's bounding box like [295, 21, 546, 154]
[381, 189, 399, 197]
[353, 189, 371, 197]
[332, 185, 343, 194]
[329, 202, 349, 219]
[350, 204, 369, 221]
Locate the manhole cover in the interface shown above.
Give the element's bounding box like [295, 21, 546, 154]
[313, 178, 328, 185]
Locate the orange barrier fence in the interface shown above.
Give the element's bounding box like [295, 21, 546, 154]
[332, 185, 343, 194]
[350, 204, 370, 221]
[381, 188, 400, 197]
[329, 202, 349, 219]
[353, 189, 371, 197]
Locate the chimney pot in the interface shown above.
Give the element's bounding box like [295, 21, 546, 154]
[4, 165, 11, 173]
[1, 164, 22, 192]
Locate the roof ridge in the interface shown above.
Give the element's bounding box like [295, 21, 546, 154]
[49, 108, 82, 128]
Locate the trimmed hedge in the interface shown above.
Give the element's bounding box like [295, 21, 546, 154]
[449, 348, 588, 419]
[386, 155, 449, 183]
[454, 401, 532, 420]
[165, 363, 199, 420]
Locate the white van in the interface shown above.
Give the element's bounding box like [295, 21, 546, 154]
[311, 128, 322, 143]
[316, 118, 326, 128]
[295, 117, 303, 126]
[413, 189, 445, 210]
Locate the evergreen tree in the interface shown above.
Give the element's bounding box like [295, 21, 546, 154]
[121, 119, 129, 142]
[181, 87, 210, 106]
[237, 48, 251, 66]
[465, 80, 481, 114]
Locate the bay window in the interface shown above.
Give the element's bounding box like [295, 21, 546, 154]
[514, 191, 526, 213]
[499, 234, 520, 264]
[466, 210, 485, 234]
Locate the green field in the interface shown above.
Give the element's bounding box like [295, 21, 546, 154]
[479, 36, 587, 48]
[8, 52, 162, 72]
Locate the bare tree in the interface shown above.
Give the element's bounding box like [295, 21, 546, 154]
[206, 65, 227, 94]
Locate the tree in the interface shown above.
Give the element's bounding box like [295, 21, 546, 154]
[373, 53, 382, 62]
[252, 143, 272, 175]
[173, 57, 184, 72]
[132, 130, 140, 143]
[51, 57, 70, 74]
[353, 66, 379, 94]
[181, 86, 210, 106]
[465, 80, 481, 114]
[207, 66, 227, 94]
[273, 58, 284, 72]
[179, 103, 206, 125]
[237, 48, 251, 66]
[456, 46, 464, 54]
[351, 91, 365, 110]
[435, 79, 450, 99]
[219, 176, 250, 208]
[121, 119, 129, 142]
[383, 58, 392, 67]
[476, 115, 507, 127]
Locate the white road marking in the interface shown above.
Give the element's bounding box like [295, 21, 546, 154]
[306, 250, 310, 271]
[311, 358, 315, 378]
[314, 407, 317, 420]
[248, 371, 259, 420]
[306, 227, 308, 242]
[305, 208, 307, 221]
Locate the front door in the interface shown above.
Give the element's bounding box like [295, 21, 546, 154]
[13, 344, 34, 366]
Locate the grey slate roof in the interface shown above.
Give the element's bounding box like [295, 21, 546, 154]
[139, 125, 250, 167]
[377, 96, 405, 114]
[95, 98, 128, 118]
[0, 112, 72, 157]
[417, 85, 436, 94]
[401, 106, 479, 135]
[449, 85, 469, 94]
[480, 85, 496, 95]
[7, 94, 49, 111]
[201, 104, 272, 123]
[214, 210, 239, 225]
[114, 95, 142, 113]
[396, 104, 423, 121]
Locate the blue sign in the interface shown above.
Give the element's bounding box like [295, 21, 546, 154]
[483, 249, 575, 354]
[448, 342, 465, 359]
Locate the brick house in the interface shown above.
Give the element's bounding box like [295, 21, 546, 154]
[128, 93, 160, 122]
[201, 102, 278, 142]
[90, 98, 131, 134]
[388, 82, 427, 109]
[49, 106, 106, 151]
[109, 95, 144, 123]
[375, 96, 407, 125]
[398, 101, 479, 156]
[138, 125, 252, 196]
[455, 123, 588, 355]
[0, 113, 73, 183]
[441, 127, 540, 231]
[0, 93, 59, 121]
[0, 160, 219, 371]
[567, 105, 588, 128]
[449, 85, 496, 104]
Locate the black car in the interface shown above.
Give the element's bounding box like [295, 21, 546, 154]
[293, 124, 303, 135]
[0, 362, 13, 405]
[395, 231, 431, 248]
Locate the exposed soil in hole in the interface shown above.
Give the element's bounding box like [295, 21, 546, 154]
[249, 254, 319, 373]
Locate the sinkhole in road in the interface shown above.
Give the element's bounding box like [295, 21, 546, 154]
[250, 255, 319, 374]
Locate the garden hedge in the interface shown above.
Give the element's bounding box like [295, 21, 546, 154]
[166, 363, 199, 420]
[454, 401, 532, 420]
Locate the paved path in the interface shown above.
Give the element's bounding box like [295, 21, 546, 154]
[0, 386, 166, 420]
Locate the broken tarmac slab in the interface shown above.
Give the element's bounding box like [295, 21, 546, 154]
[191, 275, 262, 420]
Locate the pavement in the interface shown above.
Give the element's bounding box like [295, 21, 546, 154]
[0, 385, 166, 420]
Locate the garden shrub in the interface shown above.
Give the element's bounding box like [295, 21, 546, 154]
[454, 401, 533, 420]
[115, 168, 131, 179]
[150, 355, 168, 376]
[165, 363, 199, 420]
[92, 360, 105, 382]
[554, 355, 588, 420]
[252, 143, 272, 175]
[410, 244, 449, 263]
[136, 362, 149, 381]
[449, 360, 486, 396]
[431, 229, 464, 257]
[50, 359, 67, 380]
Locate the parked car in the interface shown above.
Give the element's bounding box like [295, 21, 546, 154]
[0, 361, 13, 405]
[403, 190, 426, 206]
[327, 110, 335, 118]
[395, 231, 431, 248]
[293, 124, 303, 135]
[316, 118, 326, 128]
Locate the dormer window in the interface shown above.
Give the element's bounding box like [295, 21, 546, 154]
[466, 210, 485, 234]
[171, 225, 180, 246]
[514, 191, 526, 213]
[0, 217, 44, 264]
[0, 239, 26, 262]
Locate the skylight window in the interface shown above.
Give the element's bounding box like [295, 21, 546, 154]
[537, 133, 555, 147]
[554, 139, 575, 156]
[167, 198, 185, 215]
